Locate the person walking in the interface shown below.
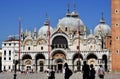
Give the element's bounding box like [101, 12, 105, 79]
[49, 68, 55, 79]
[64, 63, 73, 79]
[82, 61, 90, 79]
[98, 65, 105, 79]
[89, 64, 96, 79]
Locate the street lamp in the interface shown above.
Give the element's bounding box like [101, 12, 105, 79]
[13, 54, 18, 79]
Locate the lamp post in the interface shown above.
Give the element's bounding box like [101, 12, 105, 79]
[13, 54, 18, 79]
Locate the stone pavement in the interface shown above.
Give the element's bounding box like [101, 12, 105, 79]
[0, 72, 120, 79]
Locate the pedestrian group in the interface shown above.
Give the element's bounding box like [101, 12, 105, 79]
[47, 61, 105, 79]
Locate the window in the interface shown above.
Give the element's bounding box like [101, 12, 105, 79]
[115, 36, 119, 40]
[4, 50, 6, 56]
[4, 57, 6, 60]
[9, 66, 11, 69]
[4, 66, 6, 70]
[9, 43, 11, 46]
[28, 47, 30, 50]
[9, 50, 11, 56]
[110, 40, 112, 45]
[115, 9, 119, 14]
[9, 57, 11, 60]
[4, 43, 6, 46]
[116, 50, 119, 54]
[115, 23, 119, 27]
[65, 27, 67, 31]
[41, 46, 43, 50]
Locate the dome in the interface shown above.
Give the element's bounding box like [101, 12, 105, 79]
[94, 18, 111, 36]
[58, 17, 85, 32]
[38, 16, 53, 35]
[71, 11, 79, 17]
[38, 25, 53, 35]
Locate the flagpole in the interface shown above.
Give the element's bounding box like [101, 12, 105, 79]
[78, 20, 80, 71]
[48, 18, 50, 69]
[18, 17, 21, 71]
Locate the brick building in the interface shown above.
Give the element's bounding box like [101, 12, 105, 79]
[112, 0, 120, 71]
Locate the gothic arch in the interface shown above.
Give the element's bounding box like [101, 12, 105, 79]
[86, 53, 98, 60]
[23, 38, 33, 46]
[36, 38, 47, 45]
[22, 54, 32, 60]
[86, 53, 98, 66]
[72, 53, 83, 62]
[35, 53, 45, 60]
[52, 50, 66, 60]
[51, 35, 68, 49]
[35, 53, 45, 72]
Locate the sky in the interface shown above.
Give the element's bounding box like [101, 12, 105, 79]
[0, 0, 111, 47]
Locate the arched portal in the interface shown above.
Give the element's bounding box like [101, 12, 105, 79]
[35, 54, 45, 72]
[22, 54, 32, 71]
[52, 50, 66, 72]
[86, 53, 98, 69]
[73, 53, 83, 71]
[51, 36, 68, 49]
[55, 58, 64, 72]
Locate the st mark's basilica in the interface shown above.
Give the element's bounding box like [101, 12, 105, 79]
[2, 5, 111, 72]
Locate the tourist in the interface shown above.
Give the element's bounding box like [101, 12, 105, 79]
[82, 61, 90, 79]
[49, 68, 55, 79]
[98, 65, 105, 79]
[64, 63, 73, 79]
[90, 64, 96, 79]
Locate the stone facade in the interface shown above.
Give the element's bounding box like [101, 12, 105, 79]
[2, 5, 111, 72]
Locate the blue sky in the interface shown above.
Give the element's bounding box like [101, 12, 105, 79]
[0, 0, 111, 47]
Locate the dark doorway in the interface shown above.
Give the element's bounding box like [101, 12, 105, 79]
[35, 54, 45, 72]
[58, 64, 62, 73]
[27, 66, 31, 70]
[102, 55, 107, 71]
[58, 64, 62, 70]
[77, 60, 81, 71]
[39, 61, 44, 72]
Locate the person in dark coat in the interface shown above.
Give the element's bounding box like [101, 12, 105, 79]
[82, 61, 90, 79]
[64, 63, 72, 79]
[49, 68, 55, 79]
[90, 64, 96, 79]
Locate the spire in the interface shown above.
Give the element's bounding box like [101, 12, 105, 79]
[66, 3, 71, 17]
[21, 27, 23, 33]
[84, 26, 86, 32]
[25, 29, 28, 35]
[71, 4, 79, 17]
[44, 13, 49, 26]
[90, 29, 92, 34]
[34, 26, 37, 32]
[74, 3, 76, 12]
[100, 12, 105, 24]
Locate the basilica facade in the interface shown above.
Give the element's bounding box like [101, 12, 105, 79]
[2, 6, 111, 72]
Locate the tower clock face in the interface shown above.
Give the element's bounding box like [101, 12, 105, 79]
[87, 38, 96, 44]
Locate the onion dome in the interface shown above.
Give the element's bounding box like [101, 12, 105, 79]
[71, 4, 79, 18]
[58, 17, 85, 32]
[38, 16, 53, 35]
[94, 14, 111, 37]
[58, 4, 85, 32]
[66, 4, 71, 17]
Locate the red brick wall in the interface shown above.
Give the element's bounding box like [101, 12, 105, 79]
[112, 0, 120, 71]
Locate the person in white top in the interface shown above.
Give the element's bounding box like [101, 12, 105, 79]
[98, 65, 105, 79]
